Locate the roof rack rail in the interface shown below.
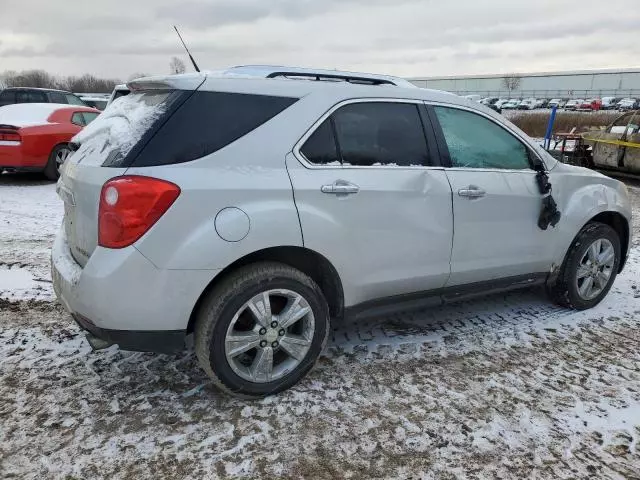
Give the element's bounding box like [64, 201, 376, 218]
[265, 71, 395, 86]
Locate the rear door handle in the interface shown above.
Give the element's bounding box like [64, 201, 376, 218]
[321, 180, 360, 195]
[458, 186, 486, 198]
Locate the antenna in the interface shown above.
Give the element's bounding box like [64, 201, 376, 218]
[173, 25, 201, 73]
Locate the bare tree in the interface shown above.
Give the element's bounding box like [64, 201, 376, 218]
[169, 56, 187, 75]
[501, 74, 522, 97]
[1, 69, 121, 93]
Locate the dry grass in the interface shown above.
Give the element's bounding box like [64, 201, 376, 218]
[506, 111, 620, 138]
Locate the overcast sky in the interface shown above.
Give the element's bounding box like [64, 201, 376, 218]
[1, 0, 639, 80]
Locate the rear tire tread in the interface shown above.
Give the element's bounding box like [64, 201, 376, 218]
[194, 261, 329, 399]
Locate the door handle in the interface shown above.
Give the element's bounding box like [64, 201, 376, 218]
[458, 186, 486, 198]
[321, 180, 360, 195]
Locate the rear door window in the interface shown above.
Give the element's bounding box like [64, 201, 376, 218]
[300, 119, 340, 165]
[331, 102, 429, 166]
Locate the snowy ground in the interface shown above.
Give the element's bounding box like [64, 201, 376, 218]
[1, 173, 640, 479]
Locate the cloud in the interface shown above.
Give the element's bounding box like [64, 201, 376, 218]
[0, 0, 638, 80]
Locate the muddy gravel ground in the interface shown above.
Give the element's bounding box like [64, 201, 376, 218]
[1, 175, 640, 479]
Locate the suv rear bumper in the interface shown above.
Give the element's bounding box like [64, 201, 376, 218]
[51, 226, 216, 353]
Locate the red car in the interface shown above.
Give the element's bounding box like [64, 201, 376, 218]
[578, 98, 602, 111]
[0, 103, 100, 179]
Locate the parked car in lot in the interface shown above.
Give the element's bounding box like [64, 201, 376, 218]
[79, 96, 108, 111]
[601, 97, 621, 110]
[480, 97, 500, 106]
[617, 98, 639, 111]
[583, 110, 640, 174]
[535, 98, 548, 108]
[517, 98, 537, 110]
[0, 103, 99, 179]
[548, 99, 566, 109]
[0, 87, 88, 107]
[577, 98, 602, 111]
[564, 99, 584, 111]
[52, 67, 632, 398]
[494, 99, 511, 109]
[106, 84, 130, 107]
[501, 99, 521, 110]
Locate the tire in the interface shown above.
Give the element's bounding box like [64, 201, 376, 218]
[195, 262, 330, 398]
[44, 144, 72, 180]
[547, 222, 620, 310]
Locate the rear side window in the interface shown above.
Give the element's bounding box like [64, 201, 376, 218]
[82, 112, 99, 124]
[16, 90, 47, 103]
[300, 119, 340, 165]
[332, 102, 429, 166]
[71, 112, 86, 126]
[434, 106, 530, 170]
[130, 91, 297, 167]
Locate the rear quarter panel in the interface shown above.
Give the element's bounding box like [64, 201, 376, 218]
[125, 95, 334, 271]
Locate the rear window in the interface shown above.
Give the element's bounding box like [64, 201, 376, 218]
[71, 90, 176, 167]
[128, 91, 297, 168]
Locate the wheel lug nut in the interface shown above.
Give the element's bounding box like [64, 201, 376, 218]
[272, 341, 279, 348]
[270, 321, 278, 328]
[259, 328, 267, 335]
[260, 340, 267, 348]
[279, 329, 285, 336]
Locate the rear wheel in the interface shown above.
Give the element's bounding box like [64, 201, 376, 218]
[547, 222, 620, 310]
[195, 262, 330, 398]
[44, 144, 72, 180]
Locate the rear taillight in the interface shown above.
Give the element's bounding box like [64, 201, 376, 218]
[0, 129, 21, 143]
[98, 176, 180, 249]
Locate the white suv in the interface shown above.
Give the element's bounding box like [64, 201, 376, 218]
[52, 67, 632, 398]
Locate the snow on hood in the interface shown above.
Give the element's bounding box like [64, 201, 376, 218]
[70, 91, 168, 167]
[0, 103, 67, 127]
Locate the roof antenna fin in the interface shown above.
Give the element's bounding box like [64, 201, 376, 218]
[173, 25, 200, 73]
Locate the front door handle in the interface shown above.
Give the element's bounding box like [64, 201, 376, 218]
[321, 180, 360, 195]
[458, 185, 486, 198]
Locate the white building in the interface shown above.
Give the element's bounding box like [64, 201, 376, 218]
[408, 68, 640, 99]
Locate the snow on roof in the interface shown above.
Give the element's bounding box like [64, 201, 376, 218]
[0, 103, 70, 127]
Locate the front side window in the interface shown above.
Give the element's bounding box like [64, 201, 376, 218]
[331, 102, 429, 167]
[609, 113, 633, 134]
[66, 94, 86, 106]
[50, 92, 66, 103]
[434, 106, 530, 170]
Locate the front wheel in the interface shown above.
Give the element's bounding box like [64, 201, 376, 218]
[548, 222, 620, 310]
[195, 262, 330, 398]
